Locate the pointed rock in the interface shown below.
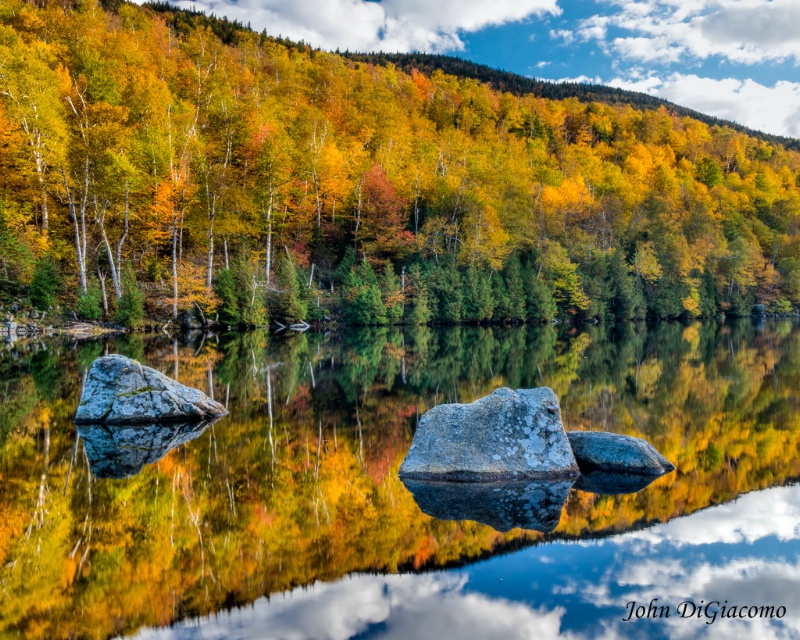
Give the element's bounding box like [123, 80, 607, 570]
[399, 387, 579, 480]
[74, 354, 228, 425]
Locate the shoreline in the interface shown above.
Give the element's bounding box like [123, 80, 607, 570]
[3, 312, 800, 347]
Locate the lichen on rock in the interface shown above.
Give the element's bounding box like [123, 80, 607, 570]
[74, 354, 228, 425]
[399, 387, 579, 481]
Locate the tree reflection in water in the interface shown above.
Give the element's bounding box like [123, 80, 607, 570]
[1, 319, 799, 639]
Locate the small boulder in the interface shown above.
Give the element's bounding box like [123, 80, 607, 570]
[567, 431, 675, 476]
[75, 354, 227, 425]
[399, 387, 579, 481]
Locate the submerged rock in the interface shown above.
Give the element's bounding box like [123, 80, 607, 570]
[78, 419, 217, 479]
[566, 431, 675, 476]
[399, 387, 579, 481]
[74, 354, 227, 424]
[402, 478, 575, 533]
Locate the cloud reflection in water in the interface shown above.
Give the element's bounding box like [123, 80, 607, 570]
[131, 484, 800, 640]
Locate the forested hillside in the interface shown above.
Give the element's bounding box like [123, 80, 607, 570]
[2, 0, 800, 329]
[342, 51, 800, 154]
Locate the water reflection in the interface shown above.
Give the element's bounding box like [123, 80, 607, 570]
[572, 470, 664, 495]
[77, 420, 221, 479]
[402, 479, 576, 533]
[130, 483, 800, 640]
[1, 319, 800, 639]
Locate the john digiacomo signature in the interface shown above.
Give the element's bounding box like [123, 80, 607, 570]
[622, 599, 787, 625]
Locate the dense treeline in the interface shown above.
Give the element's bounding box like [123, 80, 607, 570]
[2, 0, 800, 330]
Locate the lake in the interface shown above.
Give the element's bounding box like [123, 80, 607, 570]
[1, 319, 799, 639]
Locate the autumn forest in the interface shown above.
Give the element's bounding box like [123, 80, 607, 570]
[3, 0, 800, 328]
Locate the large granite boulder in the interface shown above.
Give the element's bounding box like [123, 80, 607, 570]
[399, 387, 579, 481]
[402, 478, 575, 532]
[74, 354, 227, 425]
[567, 431, 675, 476]
[78, 419, 217, 479]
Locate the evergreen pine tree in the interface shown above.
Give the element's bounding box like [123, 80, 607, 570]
[429, 263, 463, 324]
[232, 255, 268, 327]
[493, 275, 511, 322]
[524, 269, 557, 322]
[608, 250, 635, 322]
[117, 262, 145, 330]
[29, 257, 59, 312]
[727, 289, 753, 317]
[215, 268, 241, 326]
[380, 260, 403, 323]
[463, 266, 495, 322]
[336, 247, 358, 289]
[76, 277, 103, 321]
[407, 263, 432, 325]
[699, 268, 718, 317]
[275, 253, 307, 322]
[503, 254, 526, 322]
[646, 273, 685, 319]
[579, 253, 610, 321]
[345, 259, 387, 325]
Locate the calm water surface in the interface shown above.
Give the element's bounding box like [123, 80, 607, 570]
[1, 320, 799, 639]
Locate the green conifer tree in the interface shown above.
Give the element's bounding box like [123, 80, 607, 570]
[503, 254, 526, 322]
[345, 259, 387, 325]
[463, 266, 495, 322]
[699, 268, 718, 317]
[429, 263, 463, 324]
[407, 263, 432, 325]
[608, 250, 635, 322]
[117, 262, 144, 330]
[29, 257, 59, 312]
[380, 261, 403, 323]
[76, 276, 103, 321]
[232, 255, 268, 327]
[275, 253, 307, 322]
[215, 268, 241, 326]
[524, 269, 557, 322]
[336, 247, 358, 289]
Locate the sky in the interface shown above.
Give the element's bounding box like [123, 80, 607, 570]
[160, 0, 800, 139]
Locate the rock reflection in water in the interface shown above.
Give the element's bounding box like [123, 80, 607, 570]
[573, 470, 663, 495]
[77, 419, 218, 479]
[404, 470, 664, 532]
[402, 478, 576, 532]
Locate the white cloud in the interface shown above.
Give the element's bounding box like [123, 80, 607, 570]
[131, 573, 584, 640]
[571, 485, 800, 638]
[567, 0, 800, 66]
[611, 36, 684, 64]
[145, 0, 560, 53]
[621, 484, 800, 547]
[607, 73, 800, 137]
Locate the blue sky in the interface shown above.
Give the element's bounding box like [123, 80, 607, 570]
[160, 0, 800, 138]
